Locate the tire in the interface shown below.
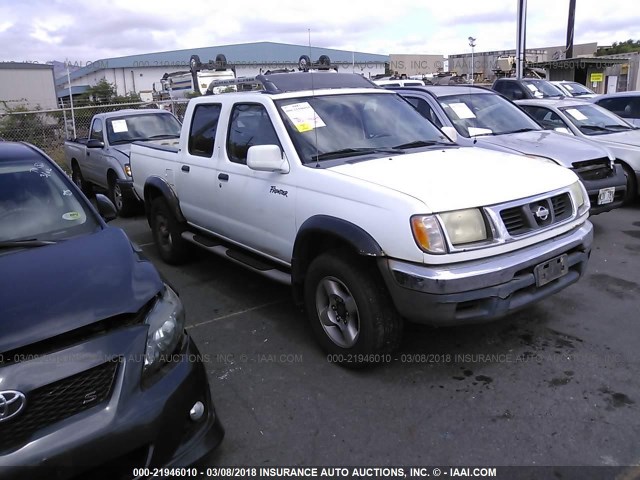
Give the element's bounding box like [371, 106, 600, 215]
[619, 162, 638, 205]
[298, 55, 311, 71]
[304, 250, 403, 367]
[214, 54, 227, 68]
[190, 55, 201, 72]
[108, 179, 136, 217]
[71, 163, 93, 197]
[318, 55, 331, 67]
[150, 197, 190, 264]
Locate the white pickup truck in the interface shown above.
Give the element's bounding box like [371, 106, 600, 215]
[130, 72, 594, 365]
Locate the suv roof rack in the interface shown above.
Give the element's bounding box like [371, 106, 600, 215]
[206, 71, 377, 95]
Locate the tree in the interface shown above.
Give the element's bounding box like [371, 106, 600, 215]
[79, 78, 117, 104]
[596, 39, 640, 56]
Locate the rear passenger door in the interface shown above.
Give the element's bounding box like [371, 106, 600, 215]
[174, 102, 224, 229]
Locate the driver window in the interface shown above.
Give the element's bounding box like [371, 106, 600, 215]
[227, 104, 281, 165]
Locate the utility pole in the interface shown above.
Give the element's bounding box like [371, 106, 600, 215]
[515, 0, 527, 79]
[468, 37, 476, 84]
[66, 65, 77, 139]
[566, 0, 576, 59]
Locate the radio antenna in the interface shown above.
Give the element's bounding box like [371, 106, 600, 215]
[309, 28, 320, 168]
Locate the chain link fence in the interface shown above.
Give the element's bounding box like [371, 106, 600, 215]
[0, 99, 189, 171]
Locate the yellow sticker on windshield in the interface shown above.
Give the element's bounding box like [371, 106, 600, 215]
[62, 212, 81, 221]
[281, 102, 326, 132]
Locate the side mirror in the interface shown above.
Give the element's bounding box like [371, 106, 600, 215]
[87, 139, 105, 148]
[247, 145, 290, 173]
[95, 193, 117, 222]
[554, 127, 572, 135]
[441, 126, 458, 143]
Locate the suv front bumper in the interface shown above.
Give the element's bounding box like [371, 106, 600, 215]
[378, 221, 593, 326]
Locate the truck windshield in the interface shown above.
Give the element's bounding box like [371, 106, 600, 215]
[0, 157, 99, 244]
[438, 92, 542, 138]
[275, 92, 451, 164]
[559, 104, 635, 135]
[106, 113, 182, 145]
[560, 82, 595, 96]
[521, 80, 565, 98]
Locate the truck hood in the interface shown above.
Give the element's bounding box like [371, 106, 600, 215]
[112, 138, 180, 158]
[475, 130, 608, 166]
[0, 228, 163, 353]
[328, 147, 578, 212]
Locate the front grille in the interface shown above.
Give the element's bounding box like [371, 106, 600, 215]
[0, 359, 119, 454]
[572, 158, 613, 181]
[499, 193, 573, 236]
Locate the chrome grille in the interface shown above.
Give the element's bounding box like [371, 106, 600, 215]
[499, 193, 573, 236]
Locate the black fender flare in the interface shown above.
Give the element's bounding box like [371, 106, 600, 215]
[143, 176, 186, 223]
[291, 215, 384, 284]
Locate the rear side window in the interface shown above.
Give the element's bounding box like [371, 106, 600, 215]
[188, 104, 222, 157]
[90, 119, 103, 141]
[226, 104, 281, 165]
[598, 97, 640, 119]
[405, 97, 443, 128]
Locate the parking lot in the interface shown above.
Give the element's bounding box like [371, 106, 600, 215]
[113, 204, 639, 468]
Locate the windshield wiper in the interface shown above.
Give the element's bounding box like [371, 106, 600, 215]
[312, 147, 404, 161]
[147, 134, 180, 139]
[580, 125, 614, 133]
[0, 239, 57, 249]
[110, 137, 148, 145]
[392, 140, 451, 149]
[603, 124, 633, 130]
[501, 128, 538, 134]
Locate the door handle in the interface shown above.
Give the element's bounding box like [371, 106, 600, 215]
[218, 173, 229, 181]
[181, 165, 190, 172]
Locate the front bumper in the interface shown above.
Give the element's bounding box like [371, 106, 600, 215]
[379, 221, 593, 326]
[0, 328, 223, 479]
[577, 164, 626, 214]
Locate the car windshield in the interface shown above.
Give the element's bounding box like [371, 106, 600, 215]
[438, 92, 542, 137]
[560, 82, 595, 96]
[559, 104, 635, 135]
[522, 80, 565, 98]
[275, 92, 451, 164]
[0, 157, 100, 243]
[106, 113, 182, 145]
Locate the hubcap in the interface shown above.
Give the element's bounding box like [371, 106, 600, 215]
[113, 184, 123, 211]
[155, 214, 172, 251]
[315, 276, 360, 348]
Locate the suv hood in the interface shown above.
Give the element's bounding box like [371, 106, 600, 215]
[0, 228, 163, 353]
[329, 147, 578, 212]
[475, 130, 609, 166]
[590, 129, 640, 148]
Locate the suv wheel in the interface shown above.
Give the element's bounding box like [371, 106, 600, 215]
[109, 179, 136, 217]
[304, 251, 403, 367]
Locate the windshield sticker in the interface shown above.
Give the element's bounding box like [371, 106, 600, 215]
[448, 103, 476, 119]
[565, 108, 588, 121]
[281, 102, 326, 132]
[111, 119, 129, 133]
[526, 84, 538, 92]
[62, 212, 82, 221]
[30, 162, 52, 178]
[468, 127, 493, 137]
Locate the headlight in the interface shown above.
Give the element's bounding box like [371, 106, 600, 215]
[411, 215, 446, 254]
[440, 208, 488, 245]
[569, 181, 590, 216]
[124, 163, 132, 177]
[144, 285, 186, 376]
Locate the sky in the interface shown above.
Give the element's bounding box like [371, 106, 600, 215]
[0, 0, 638, 64]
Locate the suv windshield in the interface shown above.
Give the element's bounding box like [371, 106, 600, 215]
[0, 157, 99, 243]
[106, 113, 182, 145]
[560, 82, 595, 96]
[522, 80, 565, 98]
[438, 92, 541, 137]
[559, 104, 635, 135]
[275, 92, 450, 164]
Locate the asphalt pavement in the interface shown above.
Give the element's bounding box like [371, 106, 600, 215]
[113, 203, 640, 468]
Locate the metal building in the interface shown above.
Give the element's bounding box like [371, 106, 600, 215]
[0, 63, 58, 112]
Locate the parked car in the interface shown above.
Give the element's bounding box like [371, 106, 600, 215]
[0, 142, 223, 478]
[492, 77, 565, 101]
[550, 81, 598, 99]
[130, 70, 594, 365]
[64, 109, 182, 216]
[374, 79, 426, 87]
[517, 98, 640, 204]
[394, 85, 626, 214]
[592, 91, 640, 127]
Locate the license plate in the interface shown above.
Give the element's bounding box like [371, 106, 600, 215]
[597, 187, 615, 205]
[534, 254, 569, 287]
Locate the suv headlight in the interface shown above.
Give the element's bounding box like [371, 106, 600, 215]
[440, 208, 488, 245]
[569, 181, 590, 216]
[144, 285, 186, 376]
[124, 163, 132, 177]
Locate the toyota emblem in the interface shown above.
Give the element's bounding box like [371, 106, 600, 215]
[0, 390, 26, 423]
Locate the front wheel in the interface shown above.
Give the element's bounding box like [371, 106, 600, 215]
[619, 162, 638, 205]
[109, 179, 137, 217]
[304, 251, 403, 367]
[150, 197, 190, 264]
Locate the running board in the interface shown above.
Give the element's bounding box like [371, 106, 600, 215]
[182, 231, 291, 285]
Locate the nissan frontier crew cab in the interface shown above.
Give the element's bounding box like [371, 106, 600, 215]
[130, 71, 594, 366]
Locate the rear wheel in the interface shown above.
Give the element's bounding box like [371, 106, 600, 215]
[304, 250, 403, 367]
[71, 163, 93, 197]
[150, 197, 190, 264]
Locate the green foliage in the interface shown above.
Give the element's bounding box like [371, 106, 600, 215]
[0, 104, 61, 150]
[79, 78, 117, 104]
[596, 39, 640, 56]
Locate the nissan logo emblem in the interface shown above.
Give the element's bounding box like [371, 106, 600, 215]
[533, 205, 550, 221]
[0, 390, 26, 423]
